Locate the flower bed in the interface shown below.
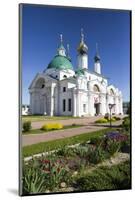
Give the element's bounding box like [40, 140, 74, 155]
[95, 117, 116, 123]
[22, 130, 130, 194]
[41, 123, 63, 131]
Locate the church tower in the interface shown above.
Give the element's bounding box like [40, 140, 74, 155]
[57, 34, 66, 56]
[94, 43, 101, 74]
[77, 29, 88, 69]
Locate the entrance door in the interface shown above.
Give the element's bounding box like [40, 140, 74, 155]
[94, 103, 100, 115]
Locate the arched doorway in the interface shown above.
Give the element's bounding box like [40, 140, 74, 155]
[93, 84, 101, 115]
[34, 78, 47, 114]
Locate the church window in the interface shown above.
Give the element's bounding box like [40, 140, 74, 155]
[63, 87, 66, 92]
[63, 75, 67, 78]
[68, 99, 72, 111]
[93, 84, 100, 92]
[83, 104, 86, 112]
[110, 89, 115, 95]
[63, 99, 66, 112]
[41, 84, 45, 88]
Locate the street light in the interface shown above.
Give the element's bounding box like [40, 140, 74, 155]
[108, 103, 116, 128]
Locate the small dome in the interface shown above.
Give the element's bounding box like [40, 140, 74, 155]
[47, 55, 73, 70]
[94, 54, 100, 62]
[77, 42, 88, 54]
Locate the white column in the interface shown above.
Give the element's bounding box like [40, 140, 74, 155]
[119, 98, 123, 114]
[89, 93, 95, 116]
[72, 89, 76, 117]
[88, 92, 91, 115]
[100, 94, 106, 115]
[115, 97, 119, 114]
[50, 85, 55, 116]
[76, 90, 80, 117]
[106, 94, 110, 114]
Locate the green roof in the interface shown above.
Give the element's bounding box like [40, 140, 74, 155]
[75, 69, 85, 76]
[58, 44, 66, 50]
[48, 55, 73, 70]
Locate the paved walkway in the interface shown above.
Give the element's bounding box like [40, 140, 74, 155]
[30, 115, 122, 129]
[22, 120, 123, 147]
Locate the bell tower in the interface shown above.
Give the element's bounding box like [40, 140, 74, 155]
[77, 29, 88, 69]
[57, 34, 66, 56]
[94, 43, 101, 74]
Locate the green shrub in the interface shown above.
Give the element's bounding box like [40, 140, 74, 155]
[95, 118, 108, 123]
[90, 137, 103, 146]
[113, 116, 121, 121]
[74, 161, 131, 191]
[56, 146, 75, 157]
[41, 123, 63, 131]
[88, 146, 107, 164]
[122, 118, 130, 132]
[107, 117, 116, 122]
[23, 166, 45, 194]
[106, 139, 121, 155]
[74, 145, 89, 158]
[23, 121, 31, 132]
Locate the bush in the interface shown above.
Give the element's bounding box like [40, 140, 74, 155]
[106, 139, 121, 155]
[110, 117, 116, 122]
[104, 113, 109, 120]
[23, 121, 31, 132]
[74, 161, 131, 191]
[88, 146, 107, 164]
[122, 118, 130, 132]
[113, 116, 121, 121]
[23, 166, 45, 194]
[95, 118, 108, 123]
[90, 137, 103, 146]
[41, 123, 63, 131]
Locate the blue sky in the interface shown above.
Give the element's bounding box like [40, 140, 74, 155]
[21, 4, 130, 104]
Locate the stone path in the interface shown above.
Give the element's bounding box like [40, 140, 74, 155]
[30, 115, 123, 129]
[22, 120, 123, 147]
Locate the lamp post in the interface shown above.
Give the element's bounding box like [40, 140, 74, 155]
[108, 103, 116, 128]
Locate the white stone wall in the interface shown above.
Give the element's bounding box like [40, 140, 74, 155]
[29, 69, 123, 117]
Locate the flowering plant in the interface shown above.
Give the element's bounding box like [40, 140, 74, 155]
[105, 132, 128, 142]
[40, 157, 70, 190]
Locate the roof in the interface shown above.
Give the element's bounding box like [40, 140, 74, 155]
[75, 69, 85, 76]
[47, 55, 73, 70]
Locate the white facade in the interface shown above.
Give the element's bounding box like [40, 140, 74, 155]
[29, 31, 123, 117]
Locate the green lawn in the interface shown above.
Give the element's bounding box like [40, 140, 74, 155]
[22, 124, 84, 135]
[22, 115, 80, 122]
[23, 128, 113, 157]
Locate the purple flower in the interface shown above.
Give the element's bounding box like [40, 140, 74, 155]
[105, 132, 128, 142]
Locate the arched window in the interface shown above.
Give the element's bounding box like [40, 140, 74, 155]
[93, 84, 100, 92]
[35, 78, 45, 89]
[110, 88, 115, 95]
[63, 75, 67, 78]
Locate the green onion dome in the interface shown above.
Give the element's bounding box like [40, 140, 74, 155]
[47, 55, 73, 70]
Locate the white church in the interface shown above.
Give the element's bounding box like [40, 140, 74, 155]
[29, 30, 123, 117]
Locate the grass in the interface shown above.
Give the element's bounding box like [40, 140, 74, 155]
[22, 115, 80, 122]
[23, 128, 113, 157]
[73, 160, 131, 191]
[22, 124, 84, 135]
